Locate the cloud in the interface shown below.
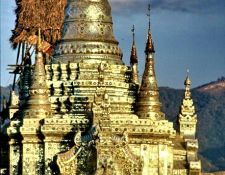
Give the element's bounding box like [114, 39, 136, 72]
[109, 0, 225, 15]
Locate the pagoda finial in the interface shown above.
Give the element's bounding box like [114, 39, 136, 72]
[146, 3, 155, 54]
[130, 25, 139, 85]
[37, 28, 42, 52]
[184, 70, 192, 99]
[131, 25, 136, 46]
[130, 25, 138, 65]
[22, 28, 51, 119]
[137, 53, 164, 120]
[147, 3, 151, 32]
[187, 68, 190, 75]
[137, 6, 164, 120]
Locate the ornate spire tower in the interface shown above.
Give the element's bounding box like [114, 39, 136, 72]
[21, 29, 51, 119]
[53, 0, 122, 64]
[178, 73, 197, 139]
[137, 4, 165, 120]
[19, 46, 32, 105]
[130, 25, 139, 85]
[20, 29, 51, 175]
[175, 73, 201, 175]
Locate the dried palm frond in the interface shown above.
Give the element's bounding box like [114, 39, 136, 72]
[10, 0, 67, 49]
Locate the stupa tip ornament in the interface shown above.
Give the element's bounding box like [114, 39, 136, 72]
[185, 76, 192, 86]
[37, 28, 42, 52]
[130, 25, 138, 65]
[130, 25, 139, 85]
[183, 70, 192, 99]
[145, 3, 155, 54]
[185, 70, 192, 86]
[145, 31, 155, 54]
[53, 0, 123, 64]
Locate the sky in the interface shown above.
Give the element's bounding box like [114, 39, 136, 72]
[0, 0, 225, 89]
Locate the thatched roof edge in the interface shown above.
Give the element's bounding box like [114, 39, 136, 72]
[10, 0, 67, 49]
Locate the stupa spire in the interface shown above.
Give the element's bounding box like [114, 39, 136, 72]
[137, 3, 164, 120]
[22, 28, 51, 119]
[37, 28, 42, 52]
[178, 72, 197, 138]
[145, 31, 155, 54]
[146, 3, 155, 54]
[19, 29, 51, 175]
[130, 25, 139, 85]
[184, 69, 192, 99]
[130, 25, 138, 65]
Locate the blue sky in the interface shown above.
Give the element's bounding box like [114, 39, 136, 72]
[1, 0, 225, 88]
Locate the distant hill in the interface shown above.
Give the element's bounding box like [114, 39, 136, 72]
[0, 86, 11, 99]
[197, 77, 225, 95]
[1, 78, 225, 172]
[0, 86, 11, 110]
[0, 85, 18, 110]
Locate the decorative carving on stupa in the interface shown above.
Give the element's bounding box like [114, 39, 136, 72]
[53, 0, 123, 64]
[56, 126, 98, 174]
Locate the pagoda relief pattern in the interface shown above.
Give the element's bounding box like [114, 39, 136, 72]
[4, 0, 202, 175]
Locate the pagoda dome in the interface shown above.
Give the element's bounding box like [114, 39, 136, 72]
[52, 0, 123, 64]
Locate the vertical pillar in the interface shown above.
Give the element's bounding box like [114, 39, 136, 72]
[20, 119, 44, 175]
[42, 119, 77, 175]
[43, 130, 64, 175]
[7, 121, 22, 175]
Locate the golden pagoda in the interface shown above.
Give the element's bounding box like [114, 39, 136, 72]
[5, 0, 202, 174]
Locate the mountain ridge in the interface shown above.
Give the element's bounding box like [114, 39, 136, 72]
[195, 77, 225, 95]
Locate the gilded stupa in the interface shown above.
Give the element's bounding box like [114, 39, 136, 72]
[4, 0, 201, 174]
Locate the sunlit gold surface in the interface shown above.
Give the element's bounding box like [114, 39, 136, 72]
[7, 0, 201, 175]
[53, 0, 122, 64]
[179, 76, 197, 138]
[130, 32, 139, 85]
[173, 76, 201, 174]
[137, 31, 165, 120]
